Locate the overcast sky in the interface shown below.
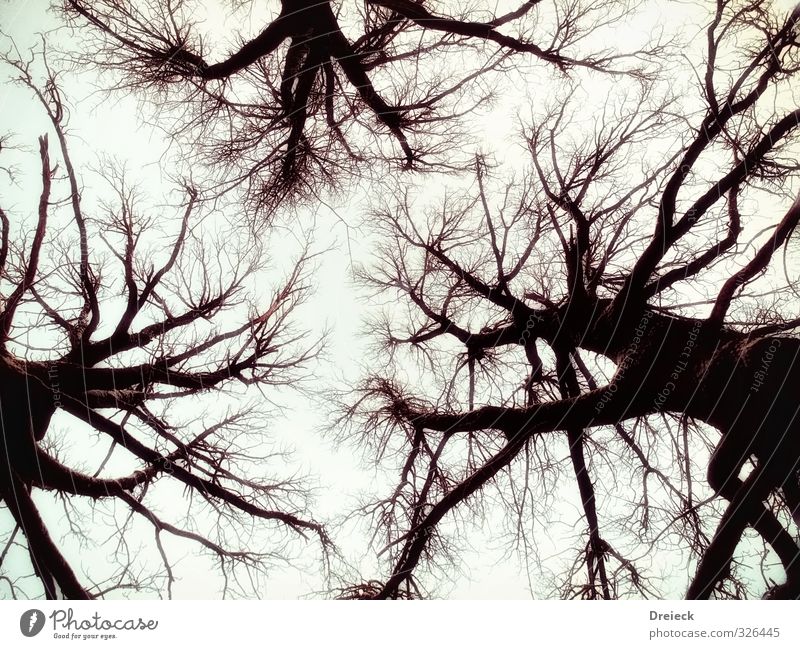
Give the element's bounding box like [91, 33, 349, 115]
[2, 0, 799, 600]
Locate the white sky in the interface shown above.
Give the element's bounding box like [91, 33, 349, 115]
[1, 0, 799, 600]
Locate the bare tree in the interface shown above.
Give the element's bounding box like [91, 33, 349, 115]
[0, 50, 327, 599]
[342, 0, 800, 599]
[62, 0, 666, 212]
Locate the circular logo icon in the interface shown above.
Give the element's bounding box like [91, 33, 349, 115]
[20, 609, 45, 637]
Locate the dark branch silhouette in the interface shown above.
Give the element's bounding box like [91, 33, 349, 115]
[341, 1, 800, 599]
[0, 51, 328, 599]
[63, 0, 666, 213]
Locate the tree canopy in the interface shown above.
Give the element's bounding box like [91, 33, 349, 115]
[2, 0, 800, 600]
[63, 0, 665, 211]
[0, 48, 326, 598]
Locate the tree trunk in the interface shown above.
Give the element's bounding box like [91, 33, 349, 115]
[0, 357, 56, 480]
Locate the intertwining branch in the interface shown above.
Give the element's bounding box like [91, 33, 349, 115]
[0, 51, 327, 599]
[342, 1, 800, 599]
[63, 0, 665, 212]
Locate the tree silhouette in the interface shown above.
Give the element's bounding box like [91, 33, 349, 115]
[33, 0, 800, 601]
[343, 1, 800, 599]
[0, 51, 327, 599]
[63, 0, 665, 212]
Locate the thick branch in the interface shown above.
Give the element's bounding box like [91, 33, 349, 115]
[1, 473, 91, 599]
[708, 192, 800, 327]
[59, 395, 327, 542]
[0, 136, 51, 343]
[368, 0, 563, 65]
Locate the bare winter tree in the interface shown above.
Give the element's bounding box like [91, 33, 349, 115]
[43, 0, 800, 601]
[0, 51, 327, 599]
[62, 0, 666, 212]
[343, 1, 800, 599]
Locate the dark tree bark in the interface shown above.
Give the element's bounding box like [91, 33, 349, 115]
[341, 2, 800, 599]
[0, 51, 327, 599]
[41, 0, 800, 600]
[64, 0, 664, 212]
